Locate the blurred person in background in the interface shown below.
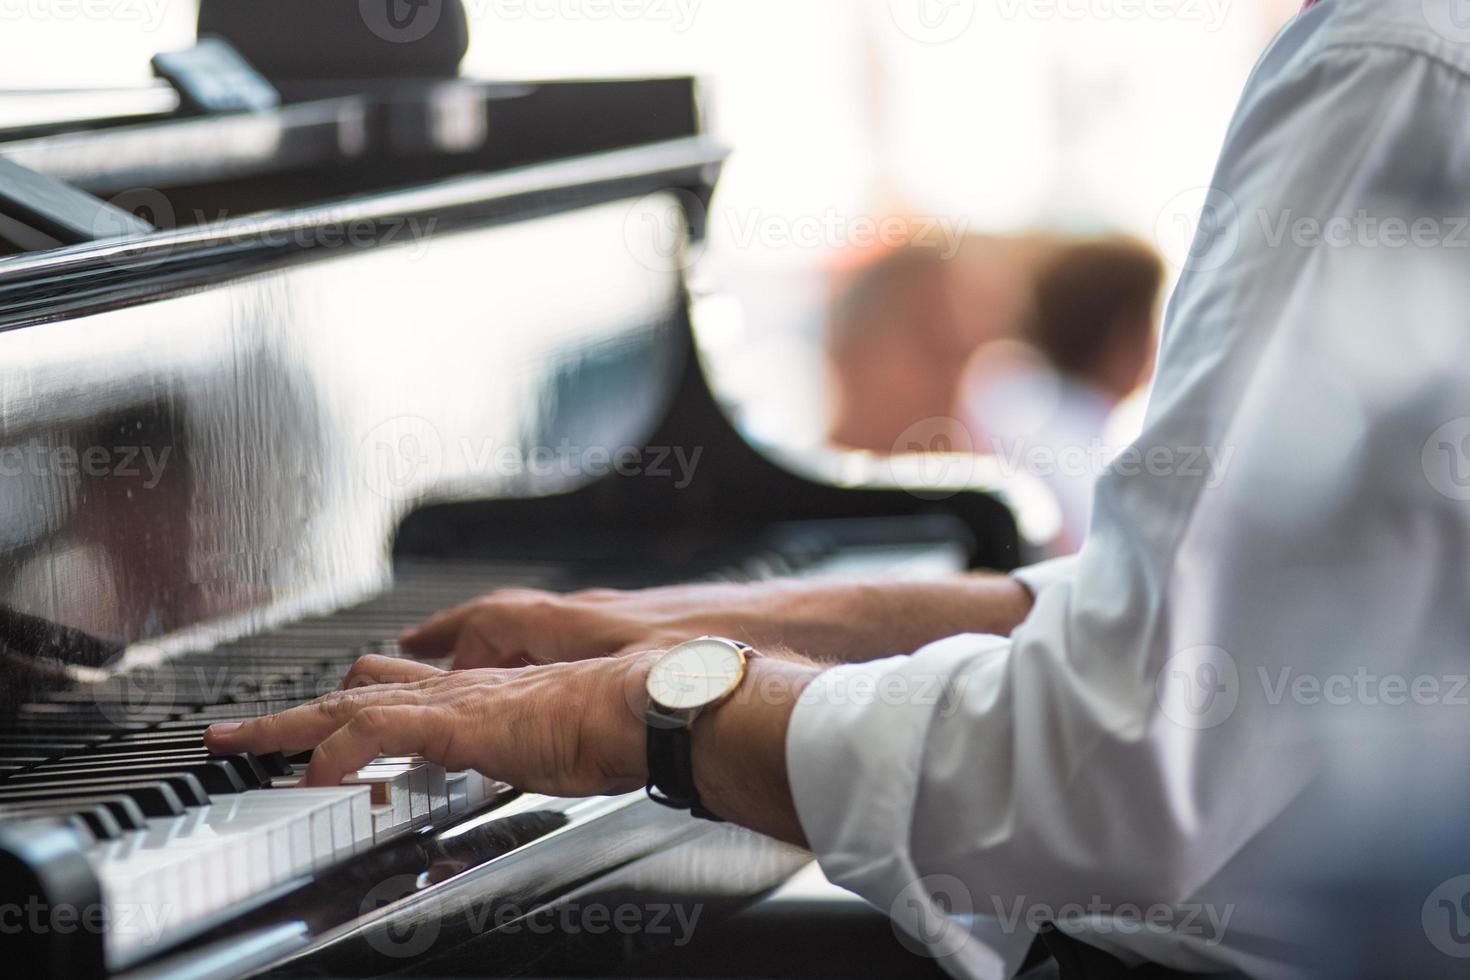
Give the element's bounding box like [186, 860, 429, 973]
[826, 234, 1051, 454]
[961, 237, 1164, 554]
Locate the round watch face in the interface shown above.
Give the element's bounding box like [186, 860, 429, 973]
[646, 638, 747, 711]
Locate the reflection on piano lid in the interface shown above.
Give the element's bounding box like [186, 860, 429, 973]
[0, 15, 1021, 977]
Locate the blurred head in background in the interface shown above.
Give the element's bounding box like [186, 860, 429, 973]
[960, 236, 1165, 555]
[1028, 236, 1165, 403]
[825, 234, 1050, 454]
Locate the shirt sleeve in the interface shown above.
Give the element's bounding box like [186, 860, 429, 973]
[786, 22, 1470, 980]
[1010, 555, 1078, 601]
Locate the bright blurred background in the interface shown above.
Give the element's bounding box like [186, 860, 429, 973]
[1, 0, 1303, 550]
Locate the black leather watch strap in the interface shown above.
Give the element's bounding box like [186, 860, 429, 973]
[645, 705, 722, 822]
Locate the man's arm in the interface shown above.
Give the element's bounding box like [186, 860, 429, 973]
[396, 573, 1037, 670]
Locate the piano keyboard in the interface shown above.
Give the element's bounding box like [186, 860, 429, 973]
[0, 526, 969, 973]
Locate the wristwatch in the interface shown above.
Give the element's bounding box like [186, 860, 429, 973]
[644, 636, 756, 821]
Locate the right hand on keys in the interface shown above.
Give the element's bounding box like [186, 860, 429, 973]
[397, 575, 1035, 670]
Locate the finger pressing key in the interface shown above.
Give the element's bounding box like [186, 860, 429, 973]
[302, 705, 453, 787]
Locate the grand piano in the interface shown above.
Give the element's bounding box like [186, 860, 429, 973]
[0, 6, 1026, 977]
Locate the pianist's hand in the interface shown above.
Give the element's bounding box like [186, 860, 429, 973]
[203, 653, 650, 797]
[203, 650, 821, 844]
[397, 576, 1035, 670]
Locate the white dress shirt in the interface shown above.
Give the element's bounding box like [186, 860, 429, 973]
[787, 2, 1470, 976]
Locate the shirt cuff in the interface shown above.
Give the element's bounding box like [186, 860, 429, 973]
[785, 635, 1033, 979]
[1010, 555, 1079, 600]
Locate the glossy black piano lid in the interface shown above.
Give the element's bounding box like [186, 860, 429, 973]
[0, 129, 724, 708]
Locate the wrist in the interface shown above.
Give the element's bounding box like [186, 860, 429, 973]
[691, 653, 822, 837]
[598, 651, 661, 786]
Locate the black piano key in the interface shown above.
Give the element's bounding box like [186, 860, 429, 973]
[4, 759, 247, 794]
[65, 804, 124, 841]
[0, 736, 100, 750]
[153, 717, 260, 731]
[63, 795, 150, 830]
[29, 749, 272, 787]
[0, 769, 210, 811]
[20, 746, 226, 781]
[0, 784, 179, 819]
[62, 814, 99, 844]
[151, 774, 210, 807]
[0, 802, 123, 841]
[14, 702, 179, 723]
[0, 795, 144, 832]
[54, 736, 209, 756]
[112, 730, 221, 744]
[187, 700, 307, 719]
[0, 718, 153, 735]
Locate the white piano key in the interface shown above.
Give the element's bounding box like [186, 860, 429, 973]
[91, 830, 209, 935]
[341, 765, 414, 835]
[201, 792, 323, 880]
[256, 759, 453, 844]
[370, 802, 407, 841]
[426, 766, 449, 822]
[462, 770, 510, 809]
[446, 772, 468, 816]
[194, 795, 316, 886]
[349, 788, 373, 851]
[409, 764, 432, 828]
[86, 788, 361, 964]
[367, 758, 442, 827]
[255, 786, 370, 860]
[265, 821, 296, 884]
[310, 800, 334, 865]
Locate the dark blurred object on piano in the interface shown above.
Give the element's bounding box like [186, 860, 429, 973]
[0, 2, 1022, 977]
[199, 0, 470, 87]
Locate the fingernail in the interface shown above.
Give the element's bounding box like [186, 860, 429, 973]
[206, 722, 241, 737]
